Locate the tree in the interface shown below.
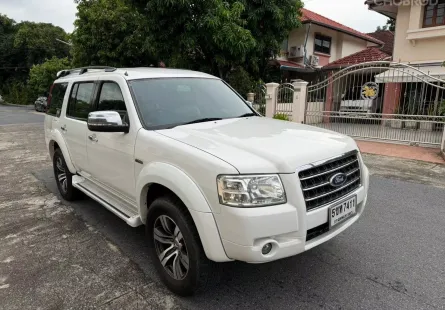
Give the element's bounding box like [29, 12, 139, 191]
[131, 0, 302, 79]
[72, 0, 158, 67]
[13, 22, 70, 67]
[376, 18, 395, 32]
[28, 57, 70, 99]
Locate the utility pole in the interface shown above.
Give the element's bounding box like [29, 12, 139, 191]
[56, 39, 73, 46]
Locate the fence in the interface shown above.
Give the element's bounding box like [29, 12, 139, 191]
[256, 61, 445, 148]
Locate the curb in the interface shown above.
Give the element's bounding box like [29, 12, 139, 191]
[0, 102, 34, 108]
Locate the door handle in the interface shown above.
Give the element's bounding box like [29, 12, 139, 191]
[88, 134, 98, 142]
[61, 125, 67, 132]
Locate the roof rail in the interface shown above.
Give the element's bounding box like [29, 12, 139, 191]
[56, 66, 117, 78]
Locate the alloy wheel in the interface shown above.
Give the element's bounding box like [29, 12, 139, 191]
[56, 156, 67, 193]
[153, 215, 190, 280]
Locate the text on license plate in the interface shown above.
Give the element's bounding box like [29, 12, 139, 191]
[329, 196, 357, 228]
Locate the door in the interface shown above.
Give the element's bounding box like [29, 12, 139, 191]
[60, 81, 96, 172]
[86, 78, 136, 200]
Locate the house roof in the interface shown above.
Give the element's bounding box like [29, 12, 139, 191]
[367, 31, 394, 55]
[300, 8, 383, 45]
[323, 46, 390, 69]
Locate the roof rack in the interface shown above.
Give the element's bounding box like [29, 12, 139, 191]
[57, 66, 117, 78]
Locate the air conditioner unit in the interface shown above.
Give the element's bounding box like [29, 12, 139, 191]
[310, 55, 320, 66]
[289, 46, 304, 58]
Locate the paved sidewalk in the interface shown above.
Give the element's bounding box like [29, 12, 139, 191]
[356, 140, 445, 164]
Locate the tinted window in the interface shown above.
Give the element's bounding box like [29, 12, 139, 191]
[47, 83, 68, 117]
[314, 34, 331, 55]
[67, 82, 95, 120]
[129, 78, 253, 129]
[97, 82, 127, 122]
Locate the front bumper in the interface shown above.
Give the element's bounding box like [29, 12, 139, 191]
[213, 163, 370, 263]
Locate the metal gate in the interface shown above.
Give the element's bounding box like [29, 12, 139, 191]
[276, 83, 294, 120]
[305, 61, 445, 147]
[252, 84, 266, 116]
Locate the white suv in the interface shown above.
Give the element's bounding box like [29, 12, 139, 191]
[44, 66, 369, 296]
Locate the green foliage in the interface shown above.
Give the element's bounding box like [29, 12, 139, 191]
[225, 67, 256, 99]
[13, 22, 70, 67]
[28, 57, 70, 99]
[2, 81, 32, 105]
[273, 113, 290, 121]
[72, 0, 157, 67]
[439, 100, 445, 116]
[376, 19, 395, 32]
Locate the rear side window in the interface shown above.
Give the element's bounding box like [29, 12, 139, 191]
[47, 83, 68, 117]
[67, 82, 95, 120]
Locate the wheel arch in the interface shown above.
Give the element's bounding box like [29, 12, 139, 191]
[48, 133, 76, 174]
[136, 163, 230, 262]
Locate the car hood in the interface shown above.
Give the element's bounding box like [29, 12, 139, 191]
[156, 117, 358, 173]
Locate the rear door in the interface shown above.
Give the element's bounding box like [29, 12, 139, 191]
[59, 81, 96, 173]
[45, 82, 68, 139]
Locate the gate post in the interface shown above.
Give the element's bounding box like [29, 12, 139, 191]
[291, 80, 309, 123]
[265, 83, 279, 118]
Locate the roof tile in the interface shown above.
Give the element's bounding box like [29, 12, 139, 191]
[301, 9, 383, 45]
[324, 46, 390, 69]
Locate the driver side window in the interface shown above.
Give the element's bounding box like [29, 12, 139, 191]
[96, 82, 128, 124]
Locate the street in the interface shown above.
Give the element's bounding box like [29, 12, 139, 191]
[1, 105, 445, 309]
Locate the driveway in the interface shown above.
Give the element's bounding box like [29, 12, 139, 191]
[1, 106, 445, 309]
[0, 104, 44, 125]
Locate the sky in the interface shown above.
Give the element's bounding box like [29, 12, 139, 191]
[0, 0, 387, 34]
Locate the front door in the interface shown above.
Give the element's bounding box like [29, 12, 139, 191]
[86, 77, 136, 201]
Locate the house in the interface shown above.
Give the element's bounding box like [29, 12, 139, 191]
[272, 8, 384, 81]
[365, 0, 445, 117]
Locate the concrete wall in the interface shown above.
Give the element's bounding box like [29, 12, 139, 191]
[393, 4, 445, 63]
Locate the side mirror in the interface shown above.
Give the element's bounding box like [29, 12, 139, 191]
[87, 111, 129, 133]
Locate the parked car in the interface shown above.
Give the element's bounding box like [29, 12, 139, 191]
[34, 96, 48, 112]
[44, 67, 370, 296]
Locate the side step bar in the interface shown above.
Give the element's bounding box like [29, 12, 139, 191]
[72, 176, 142, 227]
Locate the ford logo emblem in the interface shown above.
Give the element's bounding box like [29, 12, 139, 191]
[329, 173, 347, 187]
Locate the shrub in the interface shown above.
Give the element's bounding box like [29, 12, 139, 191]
[28, 57, 70, 99]
[273, 113, 290, 121]
[2, 81, 32, 105]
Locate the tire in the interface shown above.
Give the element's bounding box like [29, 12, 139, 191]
[53, 148, 81, 201]
[146, 196, 216, 296]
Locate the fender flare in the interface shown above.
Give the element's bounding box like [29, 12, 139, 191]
[136, 162, 212, 220]
[48, 130, 76, 174]
[136, 162, 230, 262]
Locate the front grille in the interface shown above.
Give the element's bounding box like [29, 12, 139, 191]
[299, 152, 361, 211]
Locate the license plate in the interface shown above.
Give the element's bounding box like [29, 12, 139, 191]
[329, 196, 357, 228]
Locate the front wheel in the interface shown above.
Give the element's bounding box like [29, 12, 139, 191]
[53, 148, 80, 201]
[146, 196, 216, 296]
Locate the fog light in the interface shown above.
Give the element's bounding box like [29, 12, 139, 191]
[262, 243, 273, 255]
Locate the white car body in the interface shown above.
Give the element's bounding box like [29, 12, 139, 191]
[44, 67, 369, 266]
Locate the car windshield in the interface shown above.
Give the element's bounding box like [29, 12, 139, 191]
[129, 78, 254, 129]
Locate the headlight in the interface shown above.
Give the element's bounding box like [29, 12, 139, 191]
[217, 175, 286, 207]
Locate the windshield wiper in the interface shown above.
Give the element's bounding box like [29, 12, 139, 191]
[181, 118, 223, 126]
[237, 112, 258, 118]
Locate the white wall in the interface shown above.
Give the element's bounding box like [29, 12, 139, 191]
[286, 24, 371, 65]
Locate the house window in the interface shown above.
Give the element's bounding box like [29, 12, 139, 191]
[423, 0, 445, 28]
[314, 34, 331, 55]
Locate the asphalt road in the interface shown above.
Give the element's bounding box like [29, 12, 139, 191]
[0, 104, 44, 125]
[2, 105, 445, 309]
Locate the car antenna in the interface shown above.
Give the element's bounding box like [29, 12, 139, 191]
[124, 71, 128, 76]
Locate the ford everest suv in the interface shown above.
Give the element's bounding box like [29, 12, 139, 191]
[44, 66, 369, 296]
